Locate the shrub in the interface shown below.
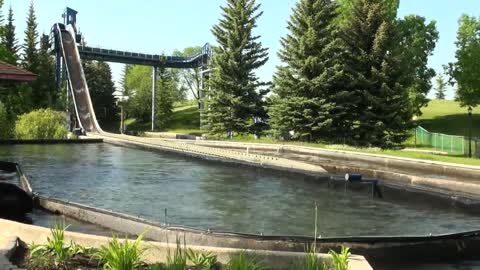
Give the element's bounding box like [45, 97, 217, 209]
[0, 101, 12, 139]
[15, 109, 68, 139]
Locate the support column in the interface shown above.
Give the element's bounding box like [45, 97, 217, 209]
[151, 66, 158, 132]
[199, 68, 211, 129]
[199, 72, 204, 129]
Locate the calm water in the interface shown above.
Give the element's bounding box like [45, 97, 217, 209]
[1, 143, 480, 237]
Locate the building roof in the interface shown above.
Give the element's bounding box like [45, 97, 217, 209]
[0, 61, 37, 82]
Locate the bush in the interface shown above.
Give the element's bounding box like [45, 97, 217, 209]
[15, 109, 68, 139]
[0, 101, 12, 139]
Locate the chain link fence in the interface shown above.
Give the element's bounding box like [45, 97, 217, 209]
[414, 126, 479, 157]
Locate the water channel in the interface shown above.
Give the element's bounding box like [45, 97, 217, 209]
[1, 143, 479, 238]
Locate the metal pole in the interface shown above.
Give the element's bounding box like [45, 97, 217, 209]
[469, 107, 473, 158]
[441, 135, 444, 152]
[451, 136, 453, 153]
[151, 66, 157, 132]
[120, 104, 124, 134]
[414, 127, 417, 148]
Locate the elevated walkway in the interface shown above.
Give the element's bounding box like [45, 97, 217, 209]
[78, 43, 211, 68]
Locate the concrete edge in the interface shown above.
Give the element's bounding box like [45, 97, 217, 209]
[0, 219, 372, 270]
[100, 134, 329, 176]
[173, 139, 480, 181]
[178, 139, 480, 168]
[0, 138, 103, 145]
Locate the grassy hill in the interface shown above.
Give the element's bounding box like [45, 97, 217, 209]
[418, 99, 480, 137]
[162, 104, 204, 135]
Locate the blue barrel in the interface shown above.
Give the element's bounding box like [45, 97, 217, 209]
[345, 173, 362, 182]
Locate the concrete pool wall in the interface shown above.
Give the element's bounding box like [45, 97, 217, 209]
[167, 139, 480, 196]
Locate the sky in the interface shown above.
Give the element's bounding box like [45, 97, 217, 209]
[6, 0, 480, 100]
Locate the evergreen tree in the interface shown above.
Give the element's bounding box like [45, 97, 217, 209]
[0, 0, 5, 39]
[36, 34, 56, 108]
[343, 0, 412, 148]
[336, 0, 399, 25]
[206, 0, 269, 137]
[84, 61, 117, 122]
[22, 1, 39, 72]
[434, 74, 447, 100]
[155, 60, 176, 129]
[2, 6, 18, 65]
[270, 0, 357, 142]
[120, 64, 132, 96]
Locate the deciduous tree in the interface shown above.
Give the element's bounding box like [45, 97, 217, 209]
[124, 63, 180, 129]
[396, 15, 439, 115]
[174, 46, 203, 104]
[446, 15, 480, 108]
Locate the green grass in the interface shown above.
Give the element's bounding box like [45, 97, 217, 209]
[418, 99, 480, 137]
[162, 104, 205, 135]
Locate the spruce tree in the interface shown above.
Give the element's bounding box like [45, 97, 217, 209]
[2, 6, 18, 65]
[36, 34, 56, 108]
[343, 0, 412, 148]
[120, 64, 132, 96]
[0, 0, 12, 65]
[270, 0, 357, 142]
[23, 1, 39, 72]
[155, 62, 175, 129]
[434, 74, 447, 100]
[0, 0, 5, 38]
[206, 0, 269, 137]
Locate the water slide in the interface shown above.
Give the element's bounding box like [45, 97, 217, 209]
[56, 24, 103, 134]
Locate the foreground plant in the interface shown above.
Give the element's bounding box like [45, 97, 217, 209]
[291, 244, 326, 270]
[227, 251, 267, 270]
[95, 232, 146, 270]
[29, 223, 86, 269]
[186, 248, 218, 270]
[329, 247, 351, 270]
